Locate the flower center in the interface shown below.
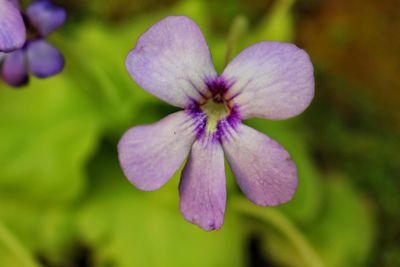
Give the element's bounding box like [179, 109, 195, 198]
[186, 77, 241, 143]
[201, 96, 230, 134]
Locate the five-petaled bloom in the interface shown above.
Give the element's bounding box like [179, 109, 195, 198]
[118, 16, 314, 231]
[0, 0, 66, 87]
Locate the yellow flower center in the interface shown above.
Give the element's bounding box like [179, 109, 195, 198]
[201, 99, 230, 134]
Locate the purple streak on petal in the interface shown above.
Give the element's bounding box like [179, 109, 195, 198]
[0, 0, 26, 52]
[186, 99, 241, 143]
[26, 0, 66, 37]
[179, 140, 226, 231]
[126, 16, 217, 108]
[222, 123, 297, 206]
[185, 76, 242, 142]
[27, 39, 64, 78]
[214, 105, 241, 141]
[118, 111, 197, 191]
[1, 49, 28, 86]
[185, 100, 207, 140]
[204, 76, 234, 97]
[222, 42, 314, 120]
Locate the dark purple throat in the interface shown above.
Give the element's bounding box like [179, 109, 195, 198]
[186, 76, 241, 143]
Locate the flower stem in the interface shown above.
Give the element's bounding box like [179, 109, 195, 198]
[224, 16, 248, 68]
[0, 220, 42, 267]
[232, 197, 325, 267]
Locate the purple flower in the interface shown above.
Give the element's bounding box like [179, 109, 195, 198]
[0, 0, 66, 87]
[0, 0, 26, 52]
[118, 16, 314, 231]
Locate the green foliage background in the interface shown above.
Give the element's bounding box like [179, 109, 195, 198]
[1, 0, 399, 266]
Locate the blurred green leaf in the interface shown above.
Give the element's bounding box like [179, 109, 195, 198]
[0, 77, 100, 204]
[55, 23, 146, 136]
[0, 76, 99, 266]
[0, 200, 76, 266]
[308, 176, 375, 267]
[0, 220, 42, 267]
[237, 175, 374, 267]
[234, 196, 325, 267]
[252, 0, 295, 42]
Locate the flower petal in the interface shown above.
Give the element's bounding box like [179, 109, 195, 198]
[179, 140, 226, 231]
[1, 49, 28, 86]
[118, 111, 196, 191]
[27, 40, 64, 78]
[0, 0, 25, 51]
[222, 42, 314, 120]
[126, 16, 217, 108]
[26, 0, 66, 37]
[222, 123, 297, 206]
[9, 0, 20, 8]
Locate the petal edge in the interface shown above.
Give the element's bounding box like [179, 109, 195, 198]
[118, 111, 196, 191]
[125, 16, 217, 108]
[223, 41, 314, 120]
[222, 123, 297, 206]
[26, 0, 66, 37]
[179, 140, 226, 231]
[1, 49, 28, 87]
[27, 40, 65, 78]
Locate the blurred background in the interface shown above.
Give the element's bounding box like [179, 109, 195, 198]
[0, 0, 399, 266]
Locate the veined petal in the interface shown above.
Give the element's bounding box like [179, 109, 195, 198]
[118, 111, 196, 191]
[27, 40, 64, 78]
[1, 49, 28, 86]
[222, 123, 297, 206]
[222, 42, 314, 120]
[26, 0, 66, 37]
[179, 140, 226, 231]
[126, 16, 217, 108]
[0, 0, 26, 51]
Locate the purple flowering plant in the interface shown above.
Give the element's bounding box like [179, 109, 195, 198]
[118, 16, 314, 231]
[0, 0, 66, 87]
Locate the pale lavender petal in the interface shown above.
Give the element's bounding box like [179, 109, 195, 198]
[222, 123, 297, 206]
[27, 40, 64, 78]
[222, 42, 314, 120]
[179, 141, 226, 231]
[10, 0, 19, 7]
[118, 111, 196, 191]
[8, 0, 20, 9]
[126, 16, 217, 108]
[1, 49, 28, 86]
[26, 0, 66, 37]
[0, 0, 26, 51]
